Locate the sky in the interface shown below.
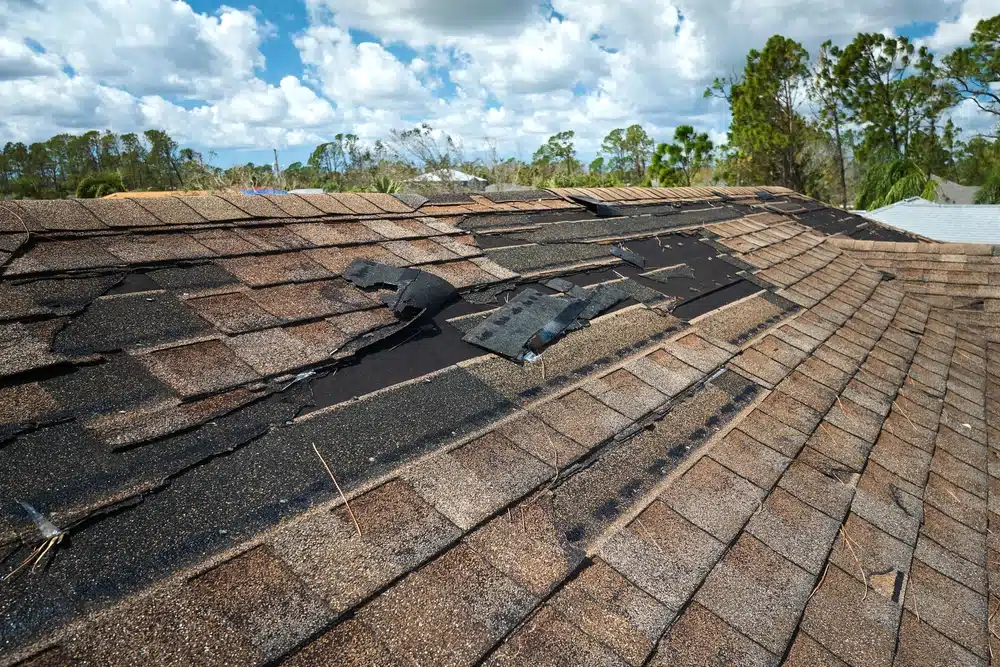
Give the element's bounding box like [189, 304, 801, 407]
[0, 0, 996, 169]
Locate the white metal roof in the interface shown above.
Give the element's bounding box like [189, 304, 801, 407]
[409, 169, 487, 183]
[856, 197, 1000, 243]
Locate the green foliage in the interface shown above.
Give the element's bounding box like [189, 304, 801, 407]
[830, 34, 951, 161]
[650, 125, 713, 186]
[943, 15, 1000, 117]
[371, 174, 402, 193]
[854, 156, 936, 210]
[599, 125, 654, 183]
[975, 171, 1000, 203]
[532, 131, 577, 176]
[75, 172, 124, 198]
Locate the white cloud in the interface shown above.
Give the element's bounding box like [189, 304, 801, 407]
[0, 0, 996, 161]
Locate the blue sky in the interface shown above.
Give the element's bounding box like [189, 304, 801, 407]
[0, 0, 993, 169]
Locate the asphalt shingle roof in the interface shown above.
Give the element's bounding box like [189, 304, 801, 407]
[1, 185, 997, 667]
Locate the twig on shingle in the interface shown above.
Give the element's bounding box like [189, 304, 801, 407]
[891, 400, 917, 431]
[312, 443, 361, 537]
[808, 563, 830, 600]
[838, 525, 867, 602]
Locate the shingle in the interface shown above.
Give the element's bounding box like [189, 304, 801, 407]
[227, 327, 319, 376]
[383, 238, 460, 264]
[709, 428, 790, 489]
[829, 513, 911, 590]
[532, 389, 632, 448]
[78, 197, 163, 227]
[218, 193, 291, 218]
[133, 196, 208, 225]
[187, 291, 283, 333]
[777, 454, 856, 522]
[582, 369, 666, 420]
[264, 194, 324, 217]
[403, 431, 552, 529]
[550, 560, 673, 666]
[283, 620, 396, 667]
[0, 322, 66, 379]
[5, 239, 123, 274]
[915, 535, 987, 595]
[248, 280, 376, 322]
[665, 334, 732, 373]
[599, 501, 725, 609]
[187, 545, 332, 658]
[465, 493, 582, 596]
[216, 252, 331, 287]
[745, 487, 841, 575]
[140, 339, 259, 398]
[360, 543, 537, 667]
[291, 222, 383, 246]
[783, 632, 849, 666]
[662, 457, 765, 543]
[852, 463, 924, 545]
[482, 605, 629, 667]
[735, 408, 809, 458]
[102, 233, 216, 264]
[800, 565, 902, 667]
[904, 560, 988, 659]
[695, 534, 814, 655]
[920, 504, 987, 567]
[268, 479, 461, 614]
[624, 349, 704, 397]
[179, 195, 251, 222]
[13, 199, 104, 231]
[52, 292, 213, 355]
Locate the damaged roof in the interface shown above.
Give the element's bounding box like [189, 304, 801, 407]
[1, 185, 998, 666]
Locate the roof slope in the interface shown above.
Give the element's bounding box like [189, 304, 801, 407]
[0, 186, 996, 666]
[859, 196, 1000, 244]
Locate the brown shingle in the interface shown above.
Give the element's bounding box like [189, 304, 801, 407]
[550, 560, 673, 666]
[269, 479, 460, 614]
[360, 543, 536, 667]
[600, 500, 724, 609]
[650, 601, 776, 667]
[248, 281, 376, 322]
[217, 252, 331, 287]
[133, 197, 208, 225]
[403, 431, 552, 529]
[695, 534, 814, 655]
[662, 457, 765, 543]
[187, 291, 283, 334]
[140, 339, 259, 398]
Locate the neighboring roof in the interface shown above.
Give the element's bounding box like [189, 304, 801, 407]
[1, 185, 997, 666]
[932, 175, 980, 205]
[859, 196, 1000, 243]
[410, 168, 488, 183]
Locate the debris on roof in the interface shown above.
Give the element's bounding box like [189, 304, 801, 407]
[4, 184, 999, 667]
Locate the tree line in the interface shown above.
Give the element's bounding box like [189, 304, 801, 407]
[2, 13, 998, 206]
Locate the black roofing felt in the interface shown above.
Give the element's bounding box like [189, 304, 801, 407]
[483, 189, 558, 203]
[52, 292, 213, 356]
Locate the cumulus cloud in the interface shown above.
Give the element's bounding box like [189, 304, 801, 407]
[0, 0, 995, 159]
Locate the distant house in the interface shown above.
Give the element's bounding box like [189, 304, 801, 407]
[856, 196, 1000, 243]
[931, 175, 979, 205]
[408, 169, 488, 191]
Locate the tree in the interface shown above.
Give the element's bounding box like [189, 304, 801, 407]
[854, 154, 937, 210]
[533, 131, 577, 176]
[600, 125, 654, 182]
[830, 34, 952, 162]
[942, 14, 1000, 120]
[708, 35, 814, 191]
[812, 41, 851, 207]
[650, 125, 713, 186]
